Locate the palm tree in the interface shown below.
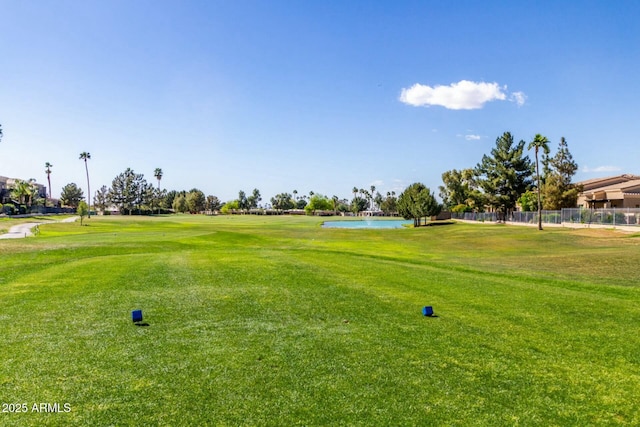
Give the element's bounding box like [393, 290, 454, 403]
[45, 162, 53, 205]
[27, 178, 39, 207]
[10, 178, 39, 208]
[11, 179, 30, 205]
[154, 168, 163, 190]
[528, 134, 550, 230]
[153, 168, 163, 214]
[79, 152, 91, 218]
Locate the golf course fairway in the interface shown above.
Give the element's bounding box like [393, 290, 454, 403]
[1, 215, 639, 426]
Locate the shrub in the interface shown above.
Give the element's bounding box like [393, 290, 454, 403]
[614, 212, 626, 225]
[221, 200, 239, 215]
[543, 213, 561, 224]
[580, 209, 593, 224]
[451, 204, 472, 213]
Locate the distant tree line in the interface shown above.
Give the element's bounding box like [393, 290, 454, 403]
[87, 168, 223, 215]
[1, 126, 579, 230]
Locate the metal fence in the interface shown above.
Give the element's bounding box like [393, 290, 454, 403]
[511, 210, 563, 224]
[451, 211, 561, 224]
[452, 212, 498, 222]
[562, 208, 640, 226]
[452, 208, 640, 227]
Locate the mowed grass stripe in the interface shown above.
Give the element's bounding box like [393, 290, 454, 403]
[1, 215, 639, 425]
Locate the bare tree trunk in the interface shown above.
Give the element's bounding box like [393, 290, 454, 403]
[84, 161, 91, 218]
[47, 176, 52, 207]
[536, 149, 542, 230]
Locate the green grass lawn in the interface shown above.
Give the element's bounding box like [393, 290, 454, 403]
[1, 215, 640, 425]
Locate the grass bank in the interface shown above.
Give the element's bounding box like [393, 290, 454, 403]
[0, 215, 75, 235]
[1, 215, 639, 425]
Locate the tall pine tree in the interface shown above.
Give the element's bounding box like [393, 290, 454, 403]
[475, 132, 533, 219]
[542, 137, 580, 209]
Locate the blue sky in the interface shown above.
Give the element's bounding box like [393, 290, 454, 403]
[1, 1, 639, 203]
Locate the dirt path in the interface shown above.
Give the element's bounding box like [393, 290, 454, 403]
[0, 217, 78, 239]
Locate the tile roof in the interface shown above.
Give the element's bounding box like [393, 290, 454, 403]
[581, 179, 640, 195]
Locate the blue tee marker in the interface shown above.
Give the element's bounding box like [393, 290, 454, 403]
[132, 309, 143, 323]
[422, 306, 434, 317]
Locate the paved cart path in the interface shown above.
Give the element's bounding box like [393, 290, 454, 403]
[0, 217, 78, 239]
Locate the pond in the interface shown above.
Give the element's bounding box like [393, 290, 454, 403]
[322, 219, 412, 229]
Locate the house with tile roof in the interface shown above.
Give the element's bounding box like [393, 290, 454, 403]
[576, 174, 640, 208]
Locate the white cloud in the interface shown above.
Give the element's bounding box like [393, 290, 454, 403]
[510, 91, 527, 107]
[582, 165, 622, 173]
[399, 80, 526, 110]
[456, 133, 482, 141]
[399, 80, 507, 110]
